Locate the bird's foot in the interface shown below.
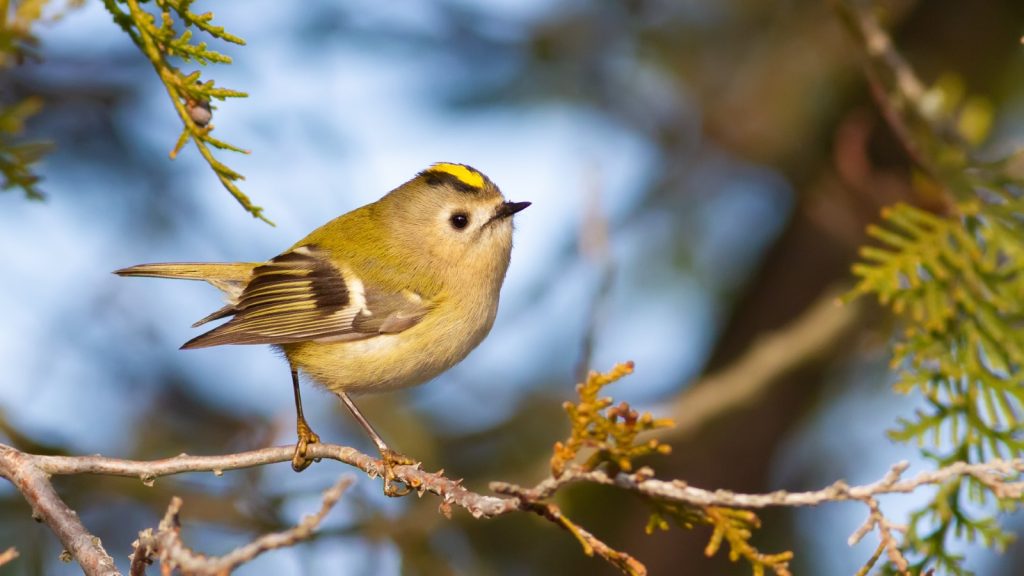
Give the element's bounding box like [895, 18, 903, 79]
[291, 418, 322, 472]
[379, 448, 417, 497]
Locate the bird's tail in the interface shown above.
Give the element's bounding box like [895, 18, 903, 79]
[115, 262, 256, 296]
[115, 262, 254, 281]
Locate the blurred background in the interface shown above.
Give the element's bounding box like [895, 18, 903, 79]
[2, 0, 1024, 574]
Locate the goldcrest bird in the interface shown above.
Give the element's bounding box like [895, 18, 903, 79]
[117, 163, 529, 495]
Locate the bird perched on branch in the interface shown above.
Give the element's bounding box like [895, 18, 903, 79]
[118, 162, 530, 495]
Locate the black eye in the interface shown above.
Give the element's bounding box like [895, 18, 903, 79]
[449, 213, 469, 230]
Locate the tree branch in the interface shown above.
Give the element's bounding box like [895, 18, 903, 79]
[130, 475, 354, 576]
[0, 445, 119, 576]
[24, 443, 642, 574]
[832, 0, 967, 209]
[496, 459, 1024, 574]
[517, 498, 647, 576]
[7, 438, 1023, 575]
[31, 443, 517, 518]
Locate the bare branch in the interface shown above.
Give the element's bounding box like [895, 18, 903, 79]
[128, 541, 151, 576]
[30, 443, 517, 518]
[517, 459, 1024, 510]
[499, 458, 1024, 572]
[0, 446, 119, 576]
[7, 438, 1023, 575]
[131, 475, 354, 575]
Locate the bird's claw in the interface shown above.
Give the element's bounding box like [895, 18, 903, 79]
[291, 420, 321, 472]
[380, 448, 417, 497]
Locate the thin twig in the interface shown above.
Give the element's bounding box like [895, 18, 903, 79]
[576, 167, 617, 382]
[832, 0, 964, 210]
[131, 476, 354, 575]
[519, 499, 646, 576]
[128, 540, 152, 576]
[853, 540, 887, 576]
[847, 6, 945, 193]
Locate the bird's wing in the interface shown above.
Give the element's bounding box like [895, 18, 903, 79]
[182, 245, 430, 349]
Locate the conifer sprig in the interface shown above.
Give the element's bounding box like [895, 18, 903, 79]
[839, 3, 1024, 572]
[0, 1, 64, 199]
[102, 0, 270, 224]
[557, 363, 792, 576]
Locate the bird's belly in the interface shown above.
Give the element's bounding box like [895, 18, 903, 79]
[283, 307, 495, 394]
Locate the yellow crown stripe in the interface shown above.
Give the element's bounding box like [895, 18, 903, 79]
[429, 163, 485, 189]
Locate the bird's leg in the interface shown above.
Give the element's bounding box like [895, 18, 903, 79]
[290, 368, 321, 472]
[336, 391, 416, 497]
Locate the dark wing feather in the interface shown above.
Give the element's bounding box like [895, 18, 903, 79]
[181, 246, 429, 349]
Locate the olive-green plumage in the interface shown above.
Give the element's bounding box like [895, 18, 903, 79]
[117, 163, 528, 394]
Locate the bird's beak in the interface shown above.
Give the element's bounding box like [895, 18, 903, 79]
[496, 201, 531, 219]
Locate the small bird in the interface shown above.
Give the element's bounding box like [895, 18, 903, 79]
[117, 163, 529, 495]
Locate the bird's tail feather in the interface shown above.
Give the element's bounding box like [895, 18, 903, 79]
[115, 262, 256, 305]
[115, 262, 254, 282]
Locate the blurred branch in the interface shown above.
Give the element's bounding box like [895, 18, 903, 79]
[833, 0, 978, 204]
[0, 407, 72, 455]
[129, 475, 354, 576]
[575, 167, 616, 382]
[0, 547, 19, 568]
[668, 285, 864, 440]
